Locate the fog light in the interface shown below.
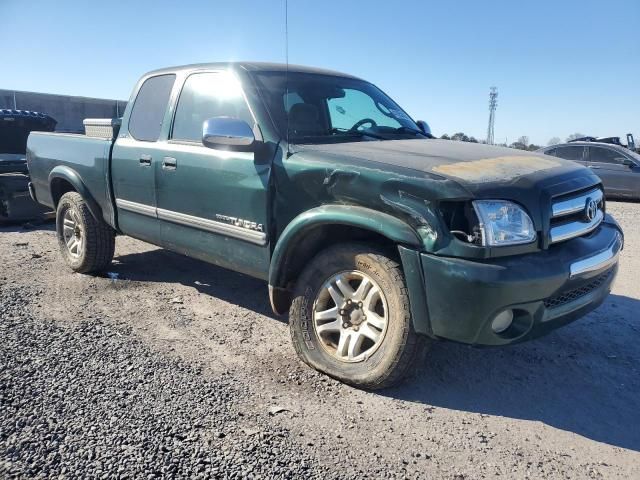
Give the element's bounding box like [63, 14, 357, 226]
[491, 310, 514, 333]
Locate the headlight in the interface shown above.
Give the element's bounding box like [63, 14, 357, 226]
[472, 200, 536, 246]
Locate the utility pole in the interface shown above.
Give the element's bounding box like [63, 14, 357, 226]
[486, 87, 498, 145]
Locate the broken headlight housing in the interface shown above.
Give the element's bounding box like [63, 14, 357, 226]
[472, 200, 536, 246]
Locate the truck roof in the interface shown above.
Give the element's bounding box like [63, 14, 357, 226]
[143, 62, 360, 80]
[553, 141, 628, 149]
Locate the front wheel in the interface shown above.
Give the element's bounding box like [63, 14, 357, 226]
[289, 243, 426, 389]
[56, 191, 115, 273]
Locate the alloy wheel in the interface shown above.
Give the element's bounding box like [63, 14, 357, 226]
[62, 208, 83, 258]
[312, 270, 389, 362]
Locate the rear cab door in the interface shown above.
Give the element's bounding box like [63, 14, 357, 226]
[111, 73, 177, 243]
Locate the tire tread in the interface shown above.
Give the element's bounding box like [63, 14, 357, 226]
[289, 243, 427, 390]
[57, 192, 115, 273]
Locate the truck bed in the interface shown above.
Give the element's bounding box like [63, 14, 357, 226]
[27, 131, 116, 227]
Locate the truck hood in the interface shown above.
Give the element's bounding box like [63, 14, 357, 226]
[294, 139, 589, 193]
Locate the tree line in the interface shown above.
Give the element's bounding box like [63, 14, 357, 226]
[439, 133, 588, 151]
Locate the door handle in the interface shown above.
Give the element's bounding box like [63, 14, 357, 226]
[162, 157, 177, 170]
[139, 154, 152, 166]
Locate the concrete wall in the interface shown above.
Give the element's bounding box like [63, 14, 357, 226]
[0, 89, 127, 133]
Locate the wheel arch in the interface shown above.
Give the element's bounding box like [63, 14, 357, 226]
[268, 205, 424, 316]
[49, 166, 102, 221]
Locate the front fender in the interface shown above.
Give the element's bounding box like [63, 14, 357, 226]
[269, 204, 422, 288]
[268, 205, 432, 335]
[49, 166, 102, 221]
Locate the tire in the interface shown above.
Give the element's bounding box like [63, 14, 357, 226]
[56, 192, 115, 273]
[289, 243, 427, 390]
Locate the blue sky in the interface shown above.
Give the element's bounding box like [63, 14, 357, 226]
[2, 0, 638, 145]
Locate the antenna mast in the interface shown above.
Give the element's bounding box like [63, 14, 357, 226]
[486, 86, 498, 145]
[284, 0, 290, 157]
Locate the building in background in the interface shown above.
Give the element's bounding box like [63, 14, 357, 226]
[0, 89, 126, 133]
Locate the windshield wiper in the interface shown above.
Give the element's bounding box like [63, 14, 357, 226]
[332, 128, 387, 140]
[394, 126, 428, 137]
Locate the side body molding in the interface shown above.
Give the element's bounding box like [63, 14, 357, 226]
[48, 166, 103, 221]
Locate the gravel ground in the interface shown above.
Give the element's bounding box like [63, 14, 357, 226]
[1, 201, 639, 479]
[0, 285, 329, 479]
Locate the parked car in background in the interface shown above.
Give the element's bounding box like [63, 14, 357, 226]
[0, 109, 56, 222]
[539, 141, 640, 200]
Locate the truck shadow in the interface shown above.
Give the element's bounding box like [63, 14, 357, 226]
[108, 248, 281, 322]
[101, 246, 640, 451]
[0, 219, 55, 233]
[384, 293, 640, 452]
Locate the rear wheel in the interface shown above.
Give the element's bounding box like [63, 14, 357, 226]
[289, 243, 426, 389]
[56, 192, 115, 273]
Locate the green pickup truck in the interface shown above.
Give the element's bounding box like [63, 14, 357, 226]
[27, 62, 623, 389]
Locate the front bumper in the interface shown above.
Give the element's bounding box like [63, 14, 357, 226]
[420, 216, 623, 346]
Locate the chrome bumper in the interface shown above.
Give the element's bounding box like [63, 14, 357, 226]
[570, 230, 623, 278]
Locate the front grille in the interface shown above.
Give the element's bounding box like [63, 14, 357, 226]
[549, 187, 604, 244]
[543, 269, 612, 309]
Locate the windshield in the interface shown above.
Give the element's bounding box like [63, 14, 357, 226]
[627, 148, 640, 163]
[251, 71, 425, 144]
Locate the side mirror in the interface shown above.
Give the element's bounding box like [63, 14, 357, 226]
[620, 158, 635, 167]
[416, 120, 433, 138]
[202, 117, 255, 149]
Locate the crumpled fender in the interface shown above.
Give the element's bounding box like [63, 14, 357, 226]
[269, 204, 422, 287]
[267, 204, 428, 323]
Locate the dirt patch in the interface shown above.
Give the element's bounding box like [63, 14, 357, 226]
[433, 155, 560, 183]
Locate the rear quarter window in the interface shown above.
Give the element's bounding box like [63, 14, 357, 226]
[128, 74, 176, 142]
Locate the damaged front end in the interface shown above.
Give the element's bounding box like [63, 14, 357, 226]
[274, 142, 623, 345]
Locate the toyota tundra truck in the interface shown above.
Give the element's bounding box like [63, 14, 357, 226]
[26, 63, 623, 389]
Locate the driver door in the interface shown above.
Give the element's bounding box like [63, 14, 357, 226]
[587, 146, 638, 198]
[155, 71, 272, 279]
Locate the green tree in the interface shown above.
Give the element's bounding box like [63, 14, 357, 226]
[509, 141, 528, 150]
[440, 134, 450, 140]
[451, 132, 469, 142]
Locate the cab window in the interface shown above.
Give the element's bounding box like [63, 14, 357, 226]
[588, 147, 628, 165]
[171, 72, 254, 143]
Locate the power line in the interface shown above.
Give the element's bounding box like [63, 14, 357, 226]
[486, 86, 498, 145]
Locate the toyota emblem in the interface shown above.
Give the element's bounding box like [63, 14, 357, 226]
[584, 198, 598, 222]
